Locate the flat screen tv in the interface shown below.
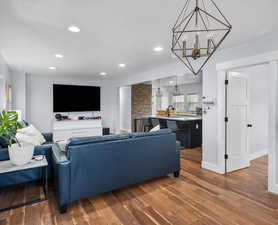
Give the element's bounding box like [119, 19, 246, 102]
[53, 84, 101, 112]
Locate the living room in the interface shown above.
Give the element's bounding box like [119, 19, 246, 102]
[1, 0, 278, 224]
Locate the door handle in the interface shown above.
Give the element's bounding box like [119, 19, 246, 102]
[247, 124, 252, 128]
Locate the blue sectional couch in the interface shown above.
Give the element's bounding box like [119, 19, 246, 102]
[0, 133, 54, 188]
[52, 129, 180, 213]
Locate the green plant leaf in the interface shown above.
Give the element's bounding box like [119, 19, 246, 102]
[0, 110, 20, 146]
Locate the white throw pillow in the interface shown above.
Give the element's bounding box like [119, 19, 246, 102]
[15, 132, 41, 146]
[17, 125, 46, 145]
[56, 140, 68, 152]
[149, 125, 160, 132]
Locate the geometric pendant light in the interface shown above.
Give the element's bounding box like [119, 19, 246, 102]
[171, 0, 232, 75]
[156, 79, 163, 98]
[173, 76, 182, 97]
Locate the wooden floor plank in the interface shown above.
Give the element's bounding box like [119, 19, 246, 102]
[1, 148, 278, 225]
[89, 195, 123, 225]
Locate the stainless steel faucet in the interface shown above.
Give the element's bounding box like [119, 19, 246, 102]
[167, 105, 175, 117]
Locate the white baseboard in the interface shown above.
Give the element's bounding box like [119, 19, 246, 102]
[249, 149, 268, 161]
[201, 161, 225, 174]
[268, 183, 278, 194]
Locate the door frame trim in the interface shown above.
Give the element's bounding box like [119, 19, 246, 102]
[224, 72, 228, 174]
[216, 51, 278, 194]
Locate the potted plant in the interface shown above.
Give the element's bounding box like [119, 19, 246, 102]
[0, 110, 34, 165]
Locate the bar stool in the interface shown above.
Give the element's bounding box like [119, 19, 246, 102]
[151, 118, 160, 128]
[167, 120, 178, 132]
[141, 118, 151, 132]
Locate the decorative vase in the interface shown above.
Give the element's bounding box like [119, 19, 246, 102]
[8, 143, 34, 166]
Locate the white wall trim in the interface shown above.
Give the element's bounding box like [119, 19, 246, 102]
[216, 54, 278, 194]
[216, 51, 278, 71]
[249, 149, 268, 161]
[267, 61, 278, 194]
[268, 183, 278, 194]
[201, 161, 225, 174]
[217, 70, 226, 174]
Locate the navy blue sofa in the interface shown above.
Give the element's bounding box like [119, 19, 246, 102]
[52, 129, 180, 213]
[0, 133, 54, 188]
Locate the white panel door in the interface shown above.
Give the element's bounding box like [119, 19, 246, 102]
[227, 73, 250, 172]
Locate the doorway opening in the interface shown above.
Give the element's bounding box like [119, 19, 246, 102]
[118, 74, 203, 167]
[119, 86, 132, 134]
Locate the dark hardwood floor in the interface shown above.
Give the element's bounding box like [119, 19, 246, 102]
[1, 148, 278, 225]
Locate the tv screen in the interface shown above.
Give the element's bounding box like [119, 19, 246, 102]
[53, 84, 101, 112]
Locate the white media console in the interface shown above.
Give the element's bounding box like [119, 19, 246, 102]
[53, 119, 103, 142]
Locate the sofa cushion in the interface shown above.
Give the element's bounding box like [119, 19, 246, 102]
[132, 129, 172, 138]
[67, 134, 131, 146]
[0, 140, 53, 161]
[0, 135, 9, 148]
[0, 147, 9, 161]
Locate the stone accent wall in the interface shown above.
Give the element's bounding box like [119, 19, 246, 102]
[131, 84, 152, 129]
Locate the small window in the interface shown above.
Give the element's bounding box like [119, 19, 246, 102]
[174, 95, 184, 103]
[187, 94, 199, 112]
[172, 95, 184, 112]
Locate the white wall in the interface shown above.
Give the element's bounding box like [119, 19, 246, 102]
[0, 53, 12, 110]
[24, 74, 111, 132]
[0, 78, 5, 110]
[119, 86, 131, 131]
[11, 71, 27, 120]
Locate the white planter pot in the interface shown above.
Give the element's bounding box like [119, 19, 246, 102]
[8, 144, 35, 166]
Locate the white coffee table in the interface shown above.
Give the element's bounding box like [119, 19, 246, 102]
[0, 156, 48, 212]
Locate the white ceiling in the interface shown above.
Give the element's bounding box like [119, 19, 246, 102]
[1, 0, 278, 78]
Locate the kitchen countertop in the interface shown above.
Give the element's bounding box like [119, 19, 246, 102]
[145, 115, 202, 121]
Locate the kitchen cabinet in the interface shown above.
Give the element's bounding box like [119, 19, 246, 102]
[148, 116, 202, 148]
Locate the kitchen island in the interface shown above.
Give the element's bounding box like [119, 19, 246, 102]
[147, 115, 202, 121]
[134, 115, 202, 148]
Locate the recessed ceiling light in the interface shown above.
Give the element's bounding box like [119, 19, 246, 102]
[55, 54, 63, 59]
[154, 46, 163, 52]
[118, 63, 126, 68]
[169, 81, 174, 84]
[49, 66, 56, 70]
[100, 72, 107, 76]
[68, 25, 80, 33]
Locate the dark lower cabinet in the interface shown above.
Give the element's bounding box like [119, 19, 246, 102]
[150, 118, 202, 149]
[175, 129, 189, 148]
[189, 120, 202, 148]
[175, 120, 202, 148]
